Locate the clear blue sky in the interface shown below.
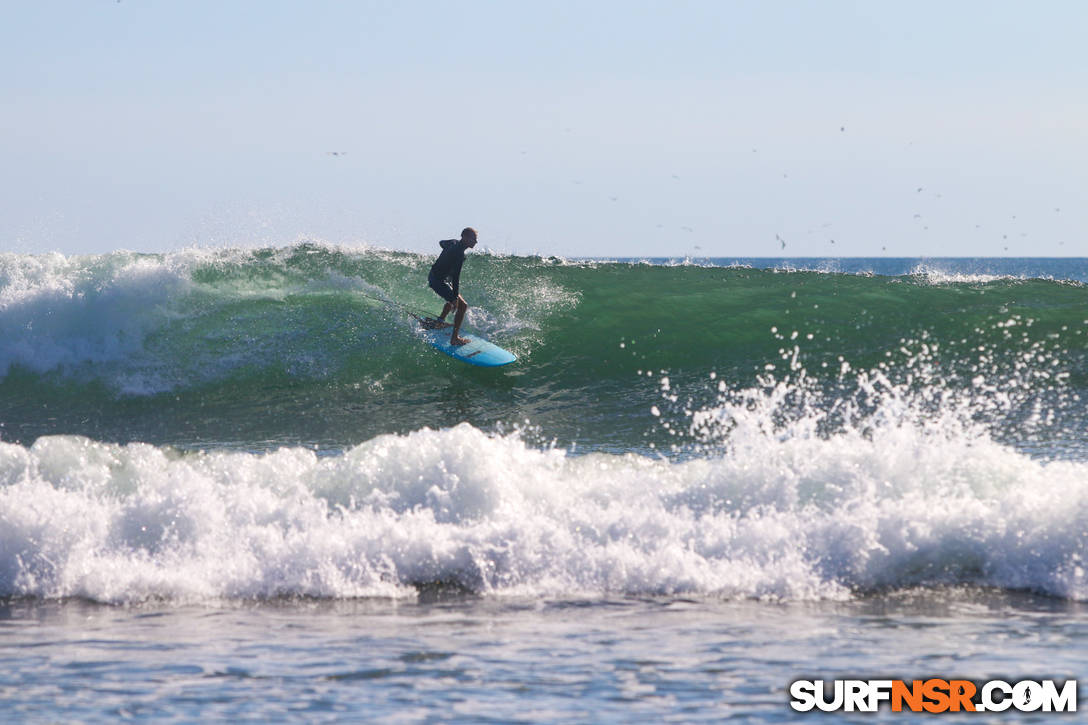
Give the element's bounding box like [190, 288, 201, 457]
[2, 0, 1086, 257]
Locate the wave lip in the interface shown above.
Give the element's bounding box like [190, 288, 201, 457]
[2, 414, 1086, 605]
[0, 251, 193, 392]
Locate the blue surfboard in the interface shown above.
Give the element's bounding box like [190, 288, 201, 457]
[417, 318, 517, 367]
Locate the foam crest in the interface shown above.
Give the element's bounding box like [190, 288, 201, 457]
[908, 262, 1020, 285]
[0, 252, 191, 384]
[2, 406, 1086, 604]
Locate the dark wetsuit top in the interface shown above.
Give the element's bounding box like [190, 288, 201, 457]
[429, 239, 467, 300]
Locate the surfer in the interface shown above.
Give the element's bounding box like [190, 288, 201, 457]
[428, 227, 478, 346]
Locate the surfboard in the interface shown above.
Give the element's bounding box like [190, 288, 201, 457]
[416, 318, 517, 367]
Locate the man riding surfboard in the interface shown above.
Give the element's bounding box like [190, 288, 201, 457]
[427, 227, 478, 346]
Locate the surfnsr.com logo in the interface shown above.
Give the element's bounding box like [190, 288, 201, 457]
[789, 679, 1077, 714]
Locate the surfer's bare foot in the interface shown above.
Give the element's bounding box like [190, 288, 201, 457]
[450, 336, 469, 346]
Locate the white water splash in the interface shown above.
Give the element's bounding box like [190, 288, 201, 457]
[2, 406, 1086, 605]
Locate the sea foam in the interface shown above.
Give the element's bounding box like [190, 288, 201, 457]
[2, 408, 1085, 605]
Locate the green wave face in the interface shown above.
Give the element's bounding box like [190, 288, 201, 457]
[1, 245, 1086, 456]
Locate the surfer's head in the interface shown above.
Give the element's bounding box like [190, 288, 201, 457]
[461, 227, 478, 248]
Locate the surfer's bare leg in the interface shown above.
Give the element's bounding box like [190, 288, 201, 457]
[450, 297, 469, 346]
[438, 301, 453, 321]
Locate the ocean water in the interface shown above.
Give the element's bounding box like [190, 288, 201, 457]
[2, 246, 1087, 721]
